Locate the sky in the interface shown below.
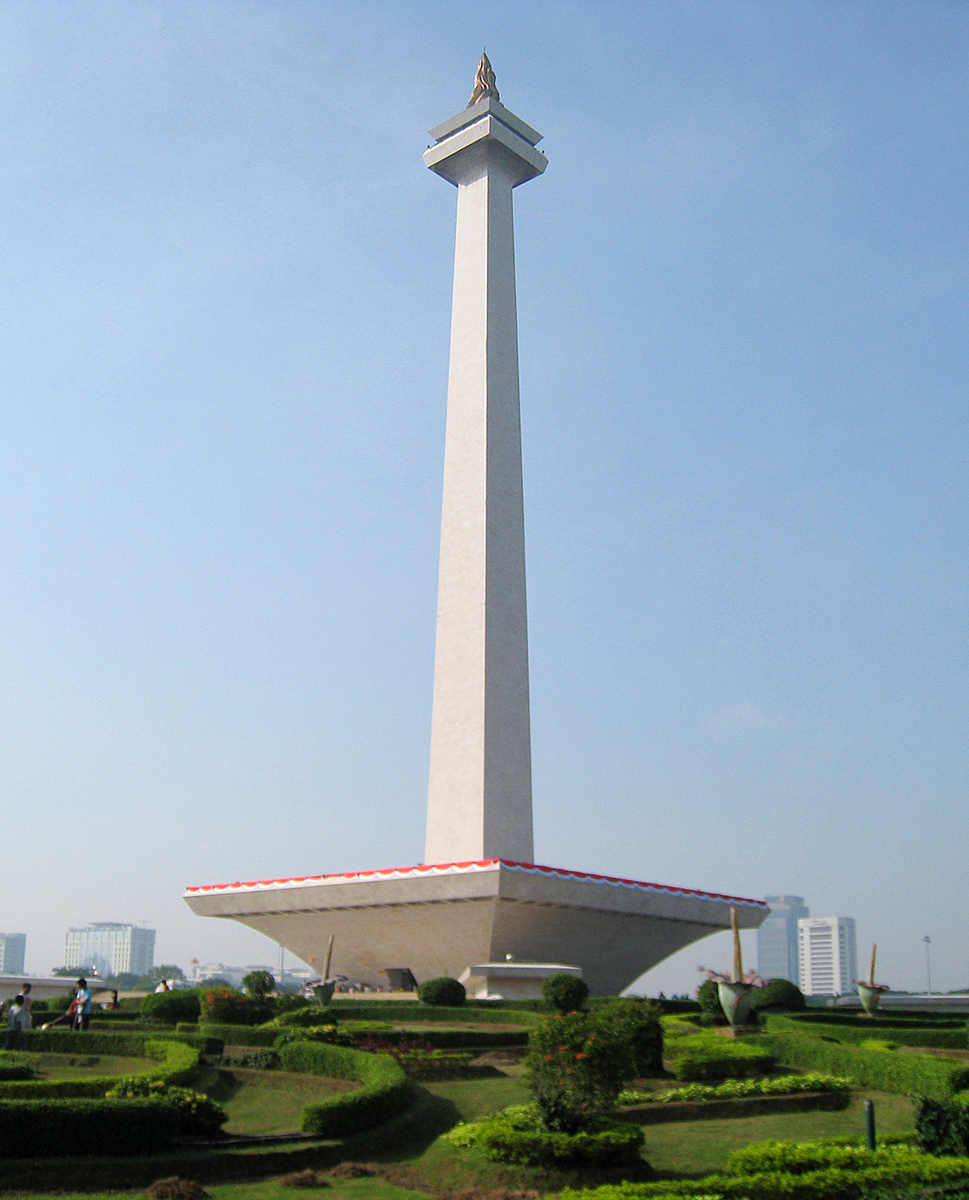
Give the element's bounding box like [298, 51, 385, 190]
[1, 1, 966, 996]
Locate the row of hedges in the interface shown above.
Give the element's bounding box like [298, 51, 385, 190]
[555, 1142, 969, 1200]
[763, 1016, 969, 1099]
[0, 1039, 199, 1099]
[0, 1097, 181, 1158]
[773, 1011, 966, 1048]
[197, 1023, 278, 1047]
[666, 1034, 775, 1080]
[196, 1019, 529, 1050]
[24, 1028, 222, 1056]
[276, 1041, 410, 1136]
[326, 1002, 541, 1026]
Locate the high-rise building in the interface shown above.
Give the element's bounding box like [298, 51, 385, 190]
[798, 916, 857, 996]
[758, 896, 809, 983]
[65, 923, 155, 980]
[0, 932, 26, 975]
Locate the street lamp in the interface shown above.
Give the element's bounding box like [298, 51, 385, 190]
[923, 936, 932, 995]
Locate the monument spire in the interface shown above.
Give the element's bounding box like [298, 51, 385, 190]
[423, 66, 547, 865]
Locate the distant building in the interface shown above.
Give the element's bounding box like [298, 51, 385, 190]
[758, 896, 809, 984]
[798, 916, 857, 996]
[0, 933, 26, 975]
[65, 923, 155, 980]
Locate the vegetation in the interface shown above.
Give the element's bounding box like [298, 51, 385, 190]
[242, 970, 276, 998]
[543, 973, 590, 1013]
[417, 977, 467, 1007]
[748, 978, 806, 1013]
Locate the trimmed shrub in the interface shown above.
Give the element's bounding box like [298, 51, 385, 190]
[915, 1096, 969, 1156]
[270, 1007, 344, 1028]
[417, 976, 466, 1007]
[667, 1034, 775, 1081]
[23, 1027, 220, 1057]
[199, 986, 272, 1026]
[0, 1054, 33, 1080]
[749, 979, 806, 1014]
[273, 993, 310, 1018]
[595, 998, 663, 1075]
[0, 1097, 181, 1157]
[764, 1015, 969, 1098]
[772, 1011, 966, 1049]
[696, 978, 726, 1025]
[446, 1104, 644, 1166]
[542, 974, 590, 1014]
[555, 1143, 969, 1200]
[325, 1002, 540, 1025]
[277, 1041, 410, 1136]
[273, 1026, 355, 1050]
[199, 1023, 278, 1048]
[106, 1077, 226, 1135]
[140, 989, 203, 1026]
[621, 1073, 852, 1105]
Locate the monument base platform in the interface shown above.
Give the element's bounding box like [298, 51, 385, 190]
[184, 860, 767, 995]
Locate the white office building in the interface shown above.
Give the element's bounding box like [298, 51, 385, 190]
[0, 933, 26, 975]
[797, 916, 857, 996]
[65, 923, 155, 980]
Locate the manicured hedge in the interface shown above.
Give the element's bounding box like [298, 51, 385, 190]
[763, 1015, 969, 1098]
[277, 1041, 410, 1136]
[379, 1026, 529, 1049]
[0, 1038, 199, 1099]
[199, 1023, 279, 1047]
[326, 1002, 541, 1026]
[768, 1012, 965, 1049]
[666, 1034, 775, 1080]
[554, 1143, 969, 1200]
[448, 1106, 644, 1166]
[24, 1028, 221, 1056]
[0, 1097, 181, 1158]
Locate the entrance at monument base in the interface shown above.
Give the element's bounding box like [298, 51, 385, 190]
[184, 860, 768, 996]
[460, 961, 582, 1001]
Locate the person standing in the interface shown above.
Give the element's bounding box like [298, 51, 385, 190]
[74, 978, 92, 1031]
[20, 983, 32, 1032]
[4, 995, 25, 1050]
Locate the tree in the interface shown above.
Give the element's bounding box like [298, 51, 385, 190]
[542, 973, 589, 1013]
[136, 965, 186, 990]
[242, 970, 276, 998]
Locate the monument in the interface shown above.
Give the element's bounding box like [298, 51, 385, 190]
[184, 58, 767, 994]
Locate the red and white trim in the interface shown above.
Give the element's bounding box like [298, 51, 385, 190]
[184, 859, 767, 909]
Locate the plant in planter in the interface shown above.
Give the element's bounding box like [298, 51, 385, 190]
[699, 907, 763, 1027]
[855, 944, 890, 1015]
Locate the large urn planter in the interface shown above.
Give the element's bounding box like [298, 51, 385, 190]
[856, 982, 883, 1015]
[717, 980, 753, 1028]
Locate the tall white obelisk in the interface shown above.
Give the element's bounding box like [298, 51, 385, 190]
[423, 58, 547, 865]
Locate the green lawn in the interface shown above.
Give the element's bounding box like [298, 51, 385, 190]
[15, 1052, 153, 1079]
[197, 1065, 360, 1135]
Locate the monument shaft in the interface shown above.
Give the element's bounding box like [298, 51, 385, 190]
[424, 90, 547, 864]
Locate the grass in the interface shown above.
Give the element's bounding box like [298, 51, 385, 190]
[13, 1051, 152, 1079]
[197, 1066, 359, 1135]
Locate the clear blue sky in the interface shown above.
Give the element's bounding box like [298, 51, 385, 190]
[2, 2, 965, 995]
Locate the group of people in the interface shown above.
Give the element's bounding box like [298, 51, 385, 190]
[1, 977, 121, 1049]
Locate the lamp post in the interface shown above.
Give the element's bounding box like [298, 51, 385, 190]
[923, 935, 932, 995]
